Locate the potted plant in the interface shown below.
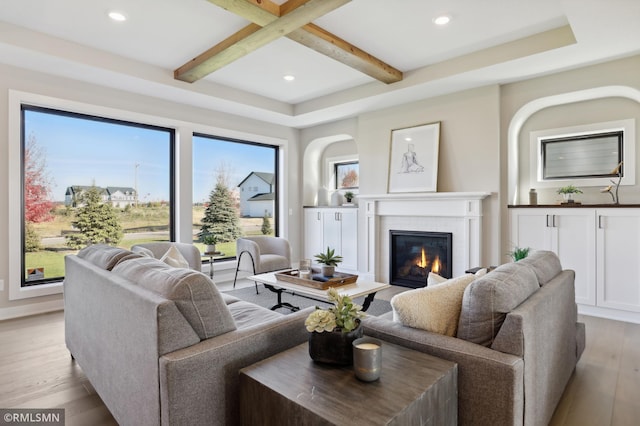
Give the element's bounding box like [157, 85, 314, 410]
[508, 246, 530, 262]
[344, 191, 355, 204]
[557, 185, 583, 203]
[314, 246, 343, 277]
[305, 288, 366, 365]
[200, 233, 218, 254]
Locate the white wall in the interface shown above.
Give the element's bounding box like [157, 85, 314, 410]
[0, 63, 300, 317]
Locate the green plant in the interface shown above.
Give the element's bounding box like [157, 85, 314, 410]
[314, 246, 343, 266]
[556, 185, 583, 195]
[200, 233, 218, 245]
[304, 288, 365, 333]
[344, 191, 354, 202]
[509, 246, 530, 261]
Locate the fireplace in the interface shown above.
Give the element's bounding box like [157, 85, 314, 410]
[389, 230, 453, 288]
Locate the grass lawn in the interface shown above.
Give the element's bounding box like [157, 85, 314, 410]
[26, 204, 269, 280]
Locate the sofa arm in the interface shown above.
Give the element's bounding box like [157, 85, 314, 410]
[159, 307, 313, 426]
[362, 316, 524, 426]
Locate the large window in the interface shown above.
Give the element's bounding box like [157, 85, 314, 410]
[21, 106, 174, 287]
[192, 134, 278, 259]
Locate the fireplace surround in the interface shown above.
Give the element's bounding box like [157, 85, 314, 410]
[358, 192, 490, 283]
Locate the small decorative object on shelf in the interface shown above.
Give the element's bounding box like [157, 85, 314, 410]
[344, 191, 355, 204]
[305, 288, 366, 365]
[314, 246, 343, 277]
[529, 188, 537, 205]
[601, 161, 623, 204]
[557, 185, 582, 204]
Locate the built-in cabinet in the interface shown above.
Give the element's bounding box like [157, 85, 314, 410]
[304, 207, 358, 272]
[510, 207, 640, 321]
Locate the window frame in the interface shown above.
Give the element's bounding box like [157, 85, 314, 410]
[19, 104, 176, 288]
[192, 132, 280, 246]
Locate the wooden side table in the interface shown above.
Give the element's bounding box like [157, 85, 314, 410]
[239, 341, 457, 426]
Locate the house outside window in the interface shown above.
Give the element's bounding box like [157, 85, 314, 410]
[192, 134, 278, 259]
[20, 105, 174, 287]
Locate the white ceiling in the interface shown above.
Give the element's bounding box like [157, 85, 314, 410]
[0, 0, 639, 128]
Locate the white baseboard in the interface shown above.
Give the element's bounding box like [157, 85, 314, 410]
[0, 298, 64, 321]
[578, 304, 640, 325]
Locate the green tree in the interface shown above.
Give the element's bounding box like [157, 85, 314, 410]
[25, 222, 42, 252]
[200, 176, 242, 243]
[66, 186, 123, 249]
[261, 213, 273, 235]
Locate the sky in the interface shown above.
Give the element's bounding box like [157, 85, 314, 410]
[25, 109, 276, 203]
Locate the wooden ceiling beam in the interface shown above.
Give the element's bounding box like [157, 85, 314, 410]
[175, 0, 402, 84]
[175, 0, 349, 83]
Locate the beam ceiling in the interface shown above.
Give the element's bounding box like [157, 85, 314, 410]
[175, 0, 403, 85]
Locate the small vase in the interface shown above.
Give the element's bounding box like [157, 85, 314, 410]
[321, 265, 335, 277]
[205, 244, 216, 254]
[308, 324, 363, 365]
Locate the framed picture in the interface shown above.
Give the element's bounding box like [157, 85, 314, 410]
[388, 122, 440, 193]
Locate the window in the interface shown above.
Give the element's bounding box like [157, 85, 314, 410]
[21, 105, 174, 287]
[541, 131, 623, 180]
[335, 161, 359, 189]
[192, 134, 278, 259]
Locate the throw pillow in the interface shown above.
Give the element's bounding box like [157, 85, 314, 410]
[391, 273, 477, 336]
[427, 271, 448, 286]
[132, 245, 155, 258]
[160, 245, 190, 269]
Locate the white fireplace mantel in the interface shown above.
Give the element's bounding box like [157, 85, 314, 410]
[358, 192, 491, 282]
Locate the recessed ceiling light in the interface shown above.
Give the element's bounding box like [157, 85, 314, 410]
[108, 11, 127, 22]
[433, 15, 451, 26]
[283, 75, 295, 81]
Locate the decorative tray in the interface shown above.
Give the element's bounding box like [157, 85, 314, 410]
[275, 268, 358, 290]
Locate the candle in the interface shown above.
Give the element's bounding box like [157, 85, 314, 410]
[355, 343, 379, 350]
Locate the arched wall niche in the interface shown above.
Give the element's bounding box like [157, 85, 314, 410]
[302, 134, 356, 206]
[508, 85, 640, 205]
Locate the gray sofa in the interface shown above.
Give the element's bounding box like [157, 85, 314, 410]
[362, 250, 586, 426]
[64, 244, 311, 426]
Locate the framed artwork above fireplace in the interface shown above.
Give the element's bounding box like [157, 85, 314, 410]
[388, 121, 440, 193]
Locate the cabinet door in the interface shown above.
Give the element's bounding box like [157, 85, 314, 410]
[322, 210, 342, 255]
[339, 209, 358, 271]
[596, 209, 640, 312]
[551, 210, 596, 306]
[509, 209, 552, 251]
[304, 209, 324, 261]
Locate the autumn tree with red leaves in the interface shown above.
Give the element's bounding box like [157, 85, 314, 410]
[24, 133, 54, 223]
[24, 134, 54, 252]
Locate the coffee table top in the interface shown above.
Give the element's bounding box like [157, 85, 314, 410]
[240, 341, 457, 425]
[248, 271, 390, 300]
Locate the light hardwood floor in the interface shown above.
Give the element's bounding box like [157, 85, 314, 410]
[1, 310, 638, 425]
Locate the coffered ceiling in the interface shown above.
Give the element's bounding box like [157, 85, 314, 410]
[0, 0, 638, 128]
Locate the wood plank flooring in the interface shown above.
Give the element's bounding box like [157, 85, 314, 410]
[0, 311, 638, 425]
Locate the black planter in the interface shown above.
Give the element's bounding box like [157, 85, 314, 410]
[308, 325, 363, 365]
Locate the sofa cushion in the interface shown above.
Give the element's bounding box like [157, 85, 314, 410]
[391, 274, 476, 336]
[131, 245, 155, 258]
[112, 257, 236, 340]
[77, 244, 135, 271]
[160, 245, 190, 269]
[457, 262, 539, 346]
[519, 250, 562, 286]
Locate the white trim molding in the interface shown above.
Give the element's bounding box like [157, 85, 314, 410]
[508, 85, 640, 205]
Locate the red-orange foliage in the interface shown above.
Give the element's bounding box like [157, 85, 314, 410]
[24, 134, 54, 223]
[341, 169, 359, 188]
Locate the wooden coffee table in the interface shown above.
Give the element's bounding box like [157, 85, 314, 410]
[239, 341, 457, 425]
[248, 271, 391, 312]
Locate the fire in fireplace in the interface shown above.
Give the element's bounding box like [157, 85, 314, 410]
[389, 230, 453, 288]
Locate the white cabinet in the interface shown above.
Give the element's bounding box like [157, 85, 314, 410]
[304, 207, 358, 272]
[596, 209, 640, 313]
[510, 207, 640, 318]
[510, 208, 596, 306]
